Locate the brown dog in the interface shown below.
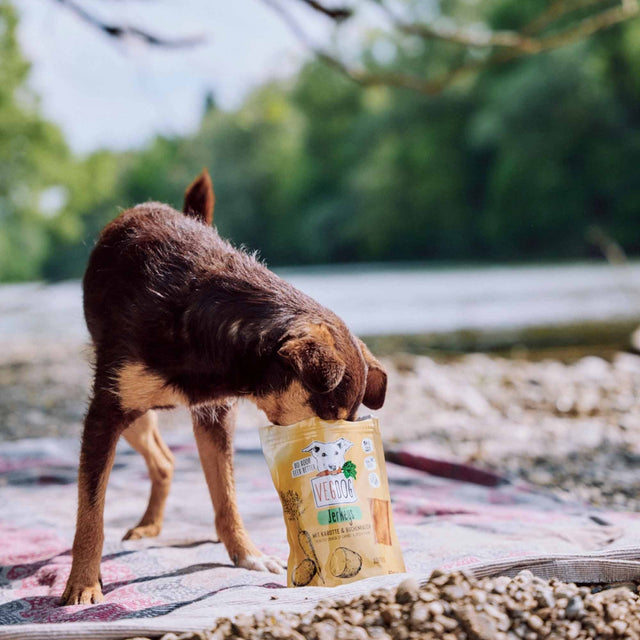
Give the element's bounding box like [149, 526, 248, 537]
[61, 170, 387, 605]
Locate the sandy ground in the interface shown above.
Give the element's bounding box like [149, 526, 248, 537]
[2, 341, 639, 511]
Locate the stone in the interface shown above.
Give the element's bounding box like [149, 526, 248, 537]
[457, 604, 499, 640]
[395, 577, 420, 604]
[409, 602, 429, 627]
[442, 584, 468, 601]
[611, 619, 628, 635]
[565, 596, 585, 620]
[493, 577, 511, 594]
[535, 587, 555, 609]
[527, 615, 543, 630]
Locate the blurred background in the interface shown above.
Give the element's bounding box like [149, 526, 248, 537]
[2, 0, 640, 508]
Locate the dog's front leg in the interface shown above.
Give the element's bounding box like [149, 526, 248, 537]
[61, 387, 133, 605]
[192, 402, 284, 574]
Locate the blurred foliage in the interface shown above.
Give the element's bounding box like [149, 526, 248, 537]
[1, 0, 640, 282]
[0, 0, 69, 280]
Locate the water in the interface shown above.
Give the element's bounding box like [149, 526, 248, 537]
[280, 262, 640, 336]
[0, 262, 639, 345]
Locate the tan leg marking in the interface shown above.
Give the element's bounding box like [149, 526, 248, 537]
[122, 410, 174, 540]
[117, 362, 188, 412]
[192, 403, 284, 574]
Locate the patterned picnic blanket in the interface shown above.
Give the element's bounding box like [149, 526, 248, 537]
[2, 432, 640, 640]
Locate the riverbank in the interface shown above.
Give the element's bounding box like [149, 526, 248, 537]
[2, 342, 639, 513]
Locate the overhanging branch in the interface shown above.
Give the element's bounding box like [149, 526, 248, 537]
[297, 0, 353, 22]
[261, 0, 640, 96]
[55, 0, 205, 48]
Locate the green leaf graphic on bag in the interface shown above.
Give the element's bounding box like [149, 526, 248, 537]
[342, 460, 357, 479]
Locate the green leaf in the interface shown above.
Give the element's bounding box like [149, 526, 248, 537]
[342, 460, 357, 480]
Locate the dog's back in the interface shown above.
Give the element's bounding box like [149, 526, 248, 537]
[84, 201, 223, 344]
[83, 196, 307, 367]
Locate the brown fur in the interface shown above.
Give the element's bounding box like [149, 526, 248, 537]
[191, 402, 258, 564]
[358, 338, 388, 411]
[278, 323, 346, 394]
[62, 381, 132, 605]
[122, 411, 174, 540]
[61, 170, 387, 605]
[183, 169, 215, 225]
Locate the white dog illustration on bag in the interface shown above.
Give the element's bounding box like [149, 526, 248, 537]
[302, 438, 353, 475]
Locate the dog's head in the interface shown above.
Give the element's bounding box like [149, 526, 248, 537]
[255, 321, 387, 426]
[302, 438, 353, 472]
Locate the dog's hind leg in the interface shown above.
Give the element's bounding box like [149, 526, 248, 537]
[192, 401, 284, 574]
[122, 410, 175, 540]
[62, 383, 134, 605]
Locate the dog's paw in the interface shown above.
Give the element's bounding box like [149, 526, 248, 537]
[61, 582, 104, 606]
[236, 553, 286, 574]
[123, 523, 161, 540]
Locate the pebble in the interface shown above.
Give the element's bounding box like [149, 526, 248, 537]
[409, 602, 429, 625]
[493, 576, 511, 594]
[535, 587, 555, 608]
[566, 595, 585, 619]
[527, 614, 543, 630]
[442, 585, 468, 601]
[395, 577, 420, 604]
[471, 588, 487, 604]
[611, 619, 628, 634]
[381, 352, 640, 514]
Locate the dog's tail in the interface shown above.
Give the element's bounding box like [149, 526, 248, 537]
[183, 168, 215, 225]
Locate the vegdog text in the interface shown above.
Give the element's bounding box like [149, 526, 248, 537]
[311, 473, 357, 508]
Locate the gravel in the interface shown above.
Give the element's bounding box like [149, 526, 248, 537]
[3, 344, 640, 511]
[377, 351, 640, 512]
[127, 571, 640, 640]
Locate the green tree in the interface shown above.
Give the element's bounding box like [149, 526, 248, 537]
[0, 0, 70, 280]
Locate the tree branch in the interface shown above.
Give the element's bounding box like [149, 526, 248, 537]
[296, 0, 353, 22]
[384, 0, 636, 54]
[393, 19, 536, 50]
[523, 0, 610, 35]
[377, 2, 538, 51]
[55, 0, 205, 48]
[526, 0, 639, 52]
[262, 0, 639, 96]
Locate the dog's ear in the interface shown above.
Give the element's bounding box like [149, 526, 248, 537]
[183, 168, 215, 225]
[279, 324, 346, 394]
[302, 441, 322, 453]
[357, 338, 387, 410]
[336, 437, 353, 451]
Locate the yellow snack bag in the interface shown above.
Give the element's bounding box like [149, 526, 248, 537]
[260, 416, 406, 587]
